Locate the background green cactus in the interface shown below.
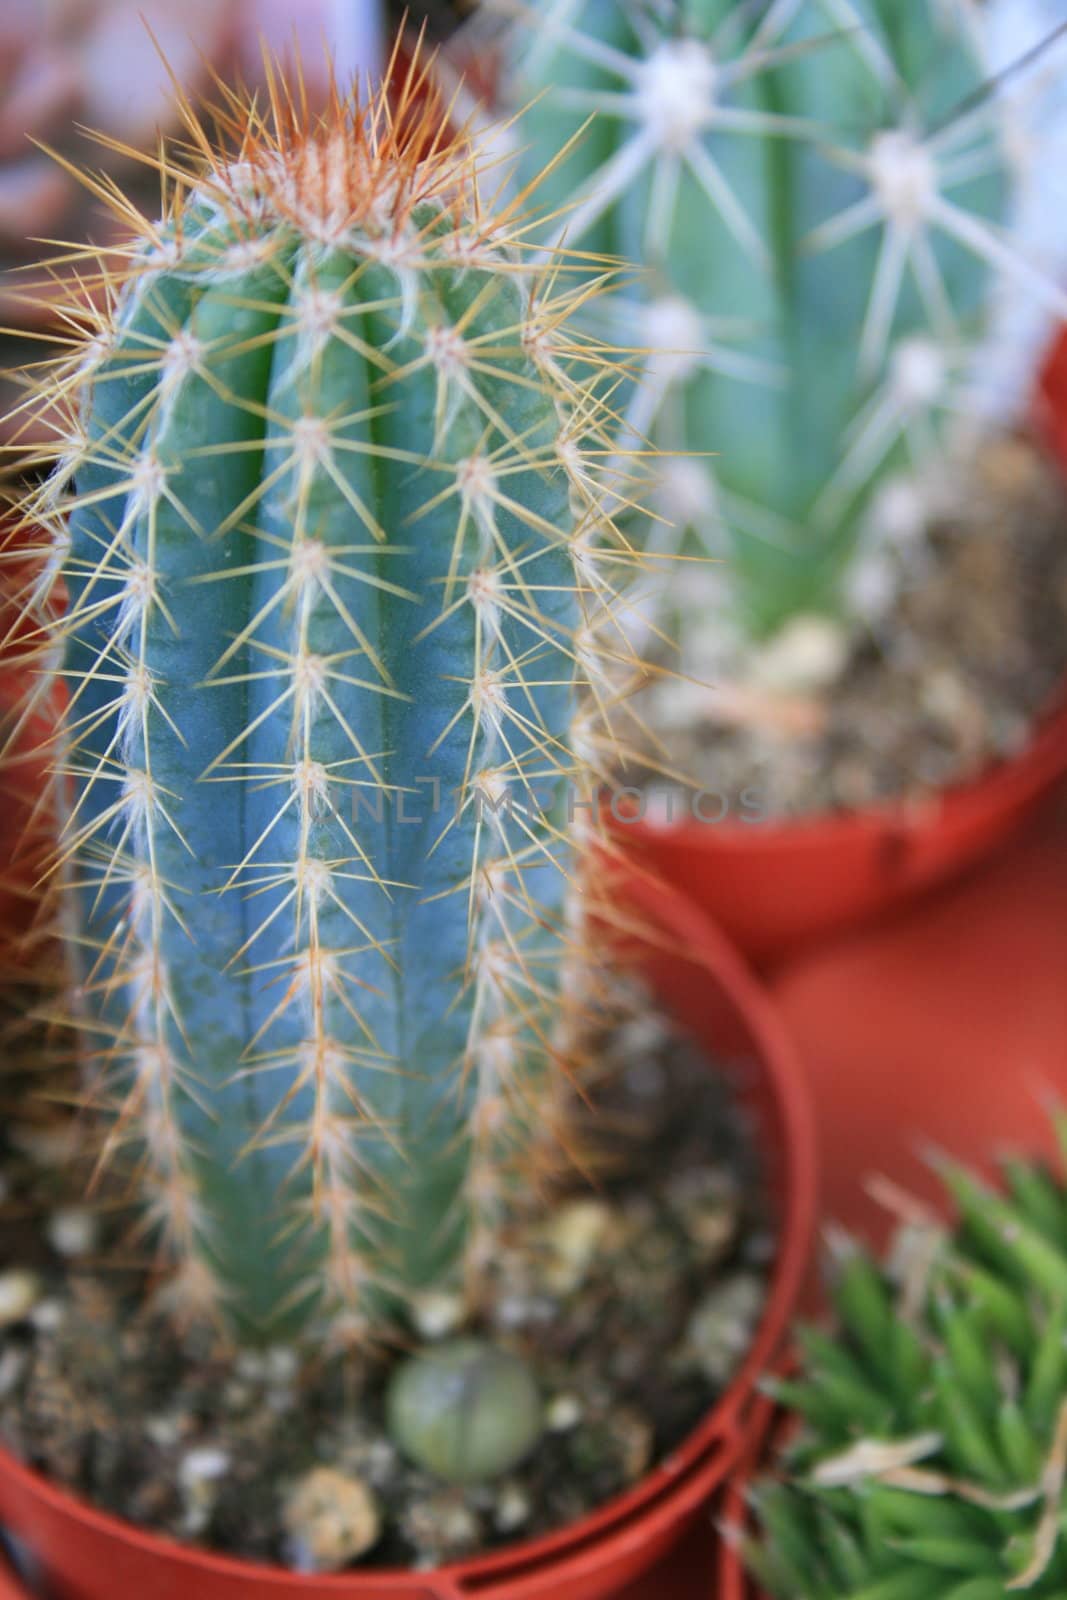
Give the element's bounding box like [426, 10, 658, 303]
[746, 1131, 1067, 1595]
[494, 0, 1066, 640]
[24, 64, 630, 1345]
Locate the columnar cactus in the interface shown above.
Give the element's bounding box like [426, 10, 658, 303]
[495, 0, 1067, 638]
[20, 63, 629, 1345]
[745, 1136, 1067, 1595]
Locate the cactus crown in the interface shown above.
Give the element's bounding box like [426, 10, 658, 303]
[13, 49, 639, 1347]
[497, 0, 1066, 638]
[746, 1133, 1067, 1596]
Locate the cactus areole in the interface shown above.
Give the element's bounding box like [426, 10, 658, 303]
[36, 67, 627, 1345]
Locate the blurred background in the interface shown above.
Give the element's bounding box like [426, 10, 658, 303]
[2, 0, 1066, 456]
[0, 0, 474, 456]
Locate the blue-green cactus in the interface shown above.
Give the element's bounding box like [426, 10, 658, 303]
[496, 0, 1066, 637]
[25, 67, 629, 1344]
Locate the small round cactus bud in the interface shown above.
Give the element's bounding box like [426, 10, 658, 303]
[386, 1339, 543, 1485]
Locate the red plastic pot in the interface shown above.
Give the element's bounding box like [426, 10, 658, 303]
[0, 1554, 26, 1600]
[773, 786, 1067, 1251]
[1034, 323, 1067, 468]
[616, 682, 1067, 967]
[0, 516, 64, 974]
[714, 1397, 788, 1600]
[0, 869, 816, 1600]
[713, 790, 1067, 1600]
[617, 334, 1067, 968]
[713, 1395, 779, 1600]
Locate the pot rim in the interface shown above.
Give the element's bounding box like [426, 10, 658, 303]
[714, 1392, 782, 1600]
[613, 678, 1067, 856]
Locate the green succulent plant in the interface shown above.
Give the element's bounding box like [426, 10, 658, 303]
[746, 1127, 1067, 1596]
[493, 0, 1066, 641]
[16, 60, 636, 1349]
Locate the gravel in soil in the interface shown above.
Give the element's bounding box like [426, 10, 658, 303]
[0, 1008, 771, 1572]
[635, 436, 1067, 821]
